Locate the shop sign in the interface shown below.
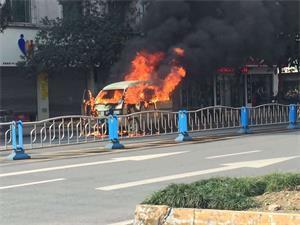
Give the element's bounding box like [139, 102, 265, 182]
[0, 28, 37, 66]
[217, 67, 235, 74]
[281, 66, 299, 74]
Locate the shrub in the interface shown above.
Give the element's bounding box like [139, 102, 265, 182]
[262, 173, 300, 192]
[142, 173, 300, 210]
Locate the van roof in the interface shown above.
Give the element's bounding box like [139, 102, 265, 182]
[102, 80, 147, 90]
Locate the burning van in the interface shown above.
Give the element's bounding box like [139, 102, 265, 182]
[83, 48, 186, 127]
[82, 48, 186, 136]
[83, 80, 173, 117]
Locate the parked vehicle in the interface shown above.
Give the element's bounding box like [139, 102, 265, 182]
[83, 81, 173, 117]
[82, 81, 174, 135]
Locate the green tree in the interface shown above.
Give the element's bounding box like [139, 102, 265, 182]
[0, 0, 11, 32]
[20, 0, 134, 92]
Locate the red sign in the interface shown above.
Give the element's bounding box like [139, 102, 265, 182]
[240, 67, 248, 74]
[217, 67, 234, 73]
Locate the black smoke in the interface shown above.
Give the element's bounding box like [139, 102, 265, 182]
[111, 0, 299, 79]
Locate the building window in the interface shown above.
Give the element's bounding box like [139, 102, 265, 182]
[8, 0, 31, 23]
[60, 0, 82, 19]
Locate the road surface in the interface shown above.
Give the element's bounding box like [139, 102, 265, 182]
[0, 130, 299, 225]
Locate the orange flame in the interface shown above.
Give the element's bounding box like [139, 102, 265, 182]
[94, 47, 186, 107]
[173, 47, 185, 56]
[95, 89, 123, 105]
[124, 48, 186, 105]
[125, 51, 164, 81]
[158, 66, 186, 101]
[125, 83, 159, 105]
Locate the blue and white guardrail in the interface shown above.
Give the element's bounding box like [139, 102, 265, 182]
[0, 103, 299, 159]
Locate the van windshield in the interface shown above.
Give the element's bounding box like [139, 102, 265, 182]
[95, 89, 124, 105]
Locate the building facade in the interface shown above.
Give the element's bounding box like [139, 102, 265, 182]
[213, 63, 299, 108]
[1, 1, 297, 121]
[0, 0, 63, 121]
[0, 0, 148, 121]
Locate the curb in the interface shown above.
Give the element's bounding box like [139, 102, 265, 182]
[134, 204, 300, 225]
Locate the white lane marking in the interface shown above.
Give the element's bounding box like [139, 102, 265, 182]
[108, 219, 133, 225]
[112, 151, 187, 161]
[97, 167, 232, 191]
[222, 156, 299, 168]
[0, 151, 187, 178]
[96, 156, 299, 191]
[0, 178, 65, 190]
[206, 150, 261, 159]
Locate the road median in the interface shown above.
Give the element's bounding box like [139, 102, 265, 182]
[134, 204, 300, 225]
[134, 173, 300, 225]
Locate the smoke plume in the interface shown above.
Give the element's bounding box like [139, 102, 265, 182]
[111, 0, 299, 80]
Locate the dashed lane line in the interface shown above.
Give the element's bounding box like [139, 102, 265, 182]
[0, 178, 66, 190]
[206, 150, 261, 159]
[0, 151, 187, 177]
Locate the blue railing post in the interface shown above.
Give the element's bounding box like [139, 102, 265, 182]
[175, 110, 192, 142]
[238, 107, 251, 134]
[288, 104, 298, 129]
[11, 121, 17, 149]
[18, 120, 24, 149]
[8, 120, 31, 160]
[105, 114, 124, 149]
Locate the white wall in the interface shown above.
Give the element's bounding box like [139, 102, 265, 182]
[0, 0, 63, 67]
[0, 27, 37, 66]
[31, 0, 62, 24]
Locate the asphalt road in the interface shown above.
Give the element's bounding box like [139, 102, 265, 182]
[0, 130, 299, 225]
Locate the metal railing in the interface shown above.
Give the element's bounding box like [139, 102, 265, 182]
[118, 110, 178, 138]
[0, 103, 298, 150]
[22, 115, 108, 149]
[0, 121, 13, 149]
[248, 104, 290, 126]
[187, 106, 241, 131]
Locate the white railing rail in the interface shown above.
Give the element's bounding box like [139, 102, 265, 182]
[0, 104, 298, 150]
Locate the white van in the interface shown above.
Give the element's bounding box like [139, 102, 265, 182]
[92, 80, 173, 117]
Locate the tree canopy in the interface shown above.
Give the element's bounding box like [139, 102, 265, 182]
[19, 0, 134, 77]
[0, 0, 11, 32]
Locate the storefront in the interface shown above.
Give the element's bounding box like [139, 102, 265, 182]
[0, 27, 40, 121]
[0, 27, 86, 120]
[0, 0, 64, 120]
[180, 76, 214, 110]
[213, 67, 243, 107]
[278, 66, 300, 104]
[213, 65, 277, 107]
[48, 69, 87, 117]
[243, 65, 276, 107]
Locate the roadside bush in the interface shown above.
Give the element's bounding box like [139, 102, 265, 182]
[262, 173, 300, 192]
[142, 173, 300, 210]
